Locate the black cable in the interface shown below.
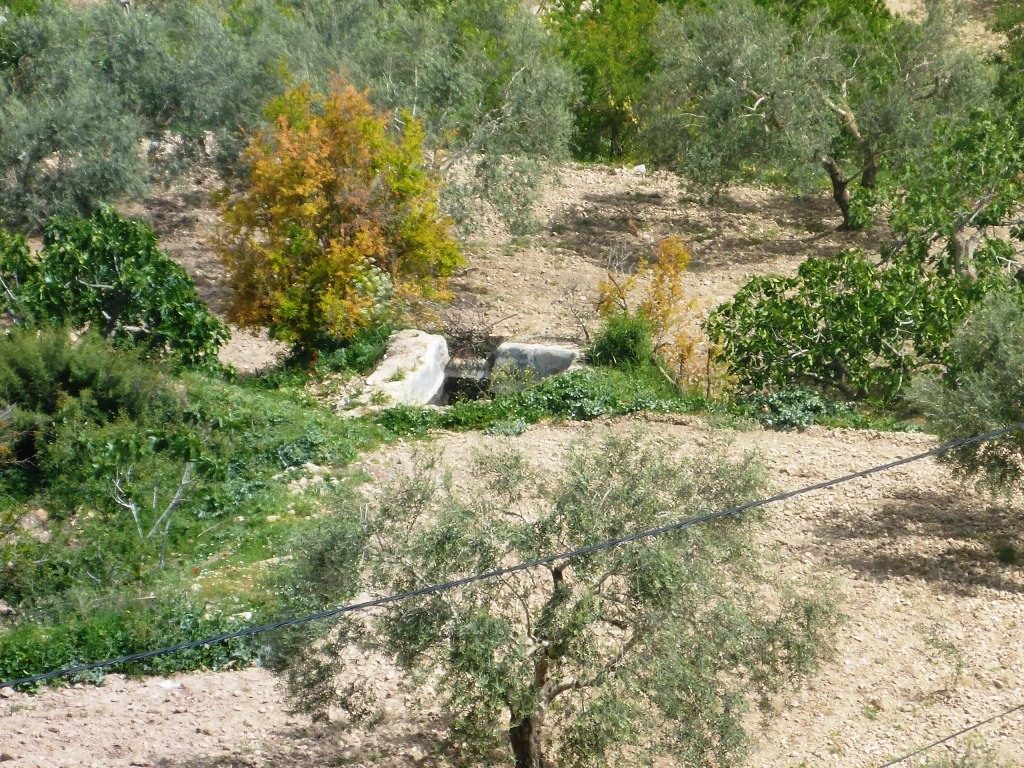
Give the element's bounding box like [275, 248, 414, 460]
[2, 423, 1021, 690]
[876, 700, 1024, 767]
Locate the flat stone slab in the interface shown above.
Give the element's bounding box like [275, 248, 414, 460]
[360, 329, 449, 407]
[492, 342, 581, 378]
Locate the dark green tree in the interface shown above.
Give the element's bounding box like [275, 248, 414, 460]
[0, 207, 227, 364]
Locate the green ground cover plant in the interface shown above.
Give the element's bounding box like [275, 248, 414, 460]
[0, 331, 388, 684]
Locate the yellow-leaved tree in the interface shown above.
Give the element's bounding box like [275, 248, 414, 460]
[217, 79, 462, 358]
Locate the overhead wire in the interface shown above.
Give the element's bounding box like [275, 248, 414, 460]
[876, 700, 1024, 767]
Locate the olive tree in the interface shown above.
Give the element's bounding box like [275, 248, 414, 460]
[271, 433, 833, 768]
[333, 0, 577, 233]
[644, 0, 993, 228]
[0, 0, 574, 233]
[911, 289, 1024, 493]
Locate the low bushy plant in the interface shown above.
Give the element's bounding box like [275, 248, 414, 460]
[376, 367, 697, 436]
[589, 313, 655, 368]
[0, 592, 263, 685]
[0, 207, 227, 363]
[0, 328, 177, 469]
[911, 289, 1024, 492]
[740, 389, 842, 430]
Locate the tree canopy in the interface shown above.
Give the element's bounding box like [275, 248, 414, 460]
[271, 433, 833, 768]
[644, 0, 993, 228]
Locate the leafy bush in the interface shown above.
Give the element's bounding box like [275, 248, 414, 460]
[708, 105, 1024, 404]
[740, 389, 843, 430]
[218, 80, 461, 357]
[0, 207, 226, 363]
[271, 432, 834, 767]
[707, 250, 993, 403]
[589, 313, 655, 368]
[911, 290, 1024, 492]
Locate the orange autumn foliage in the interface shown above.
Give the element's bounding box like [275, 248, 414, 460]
[217, 80, 462, 354]
[597, 235, 733, 396]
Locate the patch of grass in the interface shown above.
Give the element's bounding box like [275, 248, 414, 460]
[375, 367, 916, 440]
[376, 364, 701, 436]
[915, 740, 1011, 768]
[0, 591, 265, 686]
[0, 351, 390, 685]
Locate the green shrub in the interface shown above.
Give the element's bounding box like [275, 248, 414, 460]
[911, 289, 1024, 492]
[740, 389, 842, 430]
[0, 592, 263, 685]
[0, 328, 176, 468]
[707, 250, 990, 403]
[589, 313, 655, 369]
[0, 207, 227, 363]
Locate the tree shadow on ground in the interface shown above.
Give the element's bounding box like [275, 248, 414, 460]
[544, 186, 886, 276]
[155, 720, 447, 768]
[121, 178, 231, 314]
[816, 488, 1024, 595]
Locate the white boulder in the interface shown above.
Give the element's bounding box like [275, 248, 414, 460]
[360, 329, 449, 407]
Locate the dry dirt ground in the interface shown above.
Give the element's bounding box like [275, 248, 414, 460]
[2, 419, 1023, 768]
[444, 165, 884, 346]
